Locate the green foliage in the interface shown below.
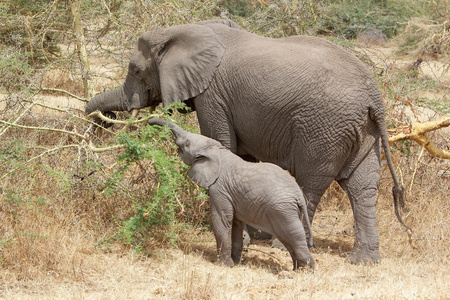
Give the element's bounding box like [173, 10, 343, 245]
[0, 48, 35, 93]
[393, 140, 414, 156]
[319, 0, 435, 39]
[377, 67, 441, 111]
[0, 139, 25, 162]
[4, 190, 24, 205]
[0, 0, 62, 65]
[0, 139, 28, 176]
[0, 1, 59, 93]
[417, 97, 450, 115]
[230, 0, 323, 37]
[43, 164, 74, 194]
[111, 116, 202, 250]
[222, 0, 257, 17]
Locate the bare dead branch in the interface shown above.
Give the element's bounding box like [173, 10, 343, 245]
[388, 117, 450, 159]
[0, 119, 86, 139]
[29, 100, 117, 135]
[88, 142, 125, 153]
[39, 87, 88, 102]
[409, 146, 425, 193]
[88, 110, 161, 125]
[0, 102, 35, 138]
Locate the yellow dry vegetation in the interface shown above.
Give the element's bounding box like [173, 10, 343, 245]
[0, 172, 448, 299]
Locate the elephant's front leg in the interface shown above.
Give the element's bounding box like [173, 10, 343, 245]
[231, 219, 244, 264]
[210, 195, 235, 267]
[338, 148, 382, 264]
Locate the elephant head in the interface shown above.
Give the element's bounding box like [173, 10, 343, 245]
[85, 23, 226, 118]
[148, 118, 223, 188]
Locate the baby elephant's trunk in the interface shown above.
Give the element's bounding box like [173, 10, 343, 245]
[148, 118, 187, 140]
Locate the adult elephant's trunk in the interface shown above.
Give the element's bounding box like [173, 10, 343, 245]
[85, 86, 127, 115]
[148, 118, 186, 140]
[86, 86, 128, 127]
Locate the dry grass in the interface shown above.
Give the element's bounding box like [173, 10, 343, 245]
[2, 245, 448, 299]
[1, 173, 449, 299]
[395, 18, 450, 60]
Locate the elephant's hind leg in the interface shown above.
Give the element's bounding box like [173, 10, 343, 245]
[338, 147, 382, 264]
[280, 240, 314, 270]
[231, 219, 244, 264]
[274, 224, 314, 270]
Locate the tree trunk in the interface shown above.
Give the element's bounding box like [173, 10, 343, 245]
[69, 0, 94, 99]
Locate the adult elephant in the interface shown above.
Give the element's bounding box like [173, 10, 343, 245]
[86, 19, 407, 264]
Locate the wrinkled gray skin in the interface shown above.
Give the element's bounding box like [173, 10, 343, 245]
[86, 19, 406, 264]
[149, 118, 315, 269]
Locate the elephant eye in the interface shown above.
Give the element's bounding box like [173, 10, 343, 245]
[194, 154, 206, 161]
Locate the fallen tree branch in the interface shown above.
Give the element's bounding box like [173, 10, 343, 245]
[388, 117, 450, 159]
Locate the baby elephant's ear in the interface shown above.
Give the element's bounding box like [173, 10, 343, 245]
[188, 153, 220, 188]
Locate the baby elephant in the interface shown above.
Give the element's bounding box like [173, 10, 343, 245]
[149, 118, 315, 270]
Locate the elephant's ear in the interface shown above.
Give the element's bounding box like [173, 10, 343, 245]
[188, 151, 221, 188]
[140, 24, 225, 106]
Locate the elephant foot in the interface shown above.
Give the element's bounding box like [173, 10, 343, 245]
[348, 245, 381, 265]
[217, 257, 235, 267]
[293, 256, 315, 270]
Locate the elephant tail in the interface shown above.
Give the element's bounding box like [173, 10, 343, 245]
[370, 106, 413, 238]
[297, 197, 314, 248]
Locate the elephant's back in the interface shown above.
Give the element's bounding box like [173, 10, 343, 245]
[222, 33, 377, 107]
[212, 25, 377, 97]
[205, 28, 383, 178]
[239, 162, 303, 200]
[228, 162, 305, 226]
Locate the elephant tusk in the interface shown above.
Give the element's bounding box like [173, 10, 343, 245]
[130, 109, 140, 118]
